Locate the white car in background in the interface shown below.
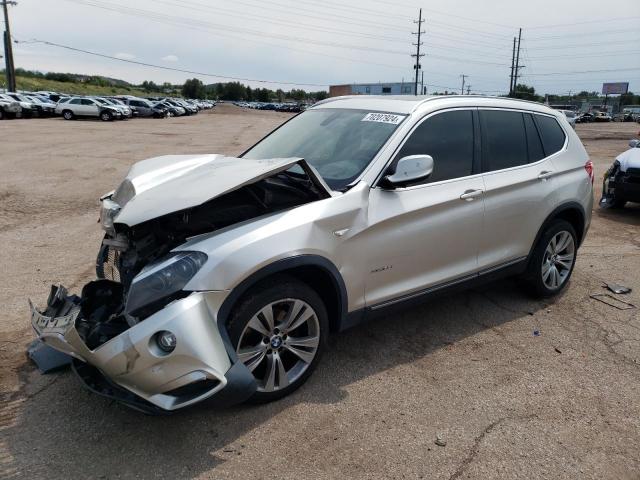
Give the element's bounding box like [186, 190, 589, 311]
[559, 110, 577, 129]
[0, 96, 22, 119]
[55, 97, 122, 121]
[94, 97, 132, 119]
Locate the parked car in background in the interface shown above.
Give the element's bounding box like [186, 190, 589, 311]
[55, 97, 122, 121]
[162, 99, 188, 116]
[593, 111, 612, 122]
[30, 95, 592, 413]
[0, 96, 22, 119]
[0, 93, 35, 117]
[153, 100, 184, 117]
[600, 139, 640, 209]
[93, 97, 132, 119]
[124, 98, 168, 118]
[559, 110, 576, 129]
[173, 98, 198, 115]
[25, 95, 57, 116]
[576, 112, 594, 123]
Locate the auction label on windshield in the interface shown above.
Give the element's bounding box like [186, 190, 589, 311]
[361, 113, 405, 125]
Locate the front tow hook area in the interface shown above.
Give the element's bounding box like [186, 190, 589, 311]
[28, 284, 82, 372]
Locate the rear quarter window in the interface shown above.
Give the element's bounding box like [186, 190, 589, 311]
[535, 115, 566, 156]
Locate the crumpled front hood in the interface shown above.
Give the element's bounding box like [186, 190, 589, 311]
[616, 147, 640, 172]
[110, 154, 329, 226]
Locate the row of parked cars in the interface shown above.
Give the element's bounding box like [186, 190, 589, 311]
[233, 101, 309, 112]
[0, 90, 216, 121]
[574, 111, 639, 123]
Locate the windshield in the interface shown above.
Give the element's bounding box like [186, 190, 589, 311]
[243, 109, 405, 190]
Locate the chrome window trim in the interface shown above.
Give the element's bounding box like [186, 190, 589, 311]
[371, 106, 570, 190]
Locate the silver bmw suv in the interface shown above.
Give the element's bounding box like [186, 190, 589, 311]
[30, 95, 593, 413]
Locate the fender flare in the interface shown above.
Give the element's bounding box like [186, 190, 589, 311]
[215, 255, 348, 360]
[526, 201, 587, 265]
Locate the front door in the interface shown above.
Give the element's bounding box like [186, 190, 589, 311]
[363, 109, 485, 307]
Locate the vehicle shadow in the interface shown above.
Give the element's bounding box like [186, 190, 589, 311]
[4, 279, 548, 479]
[595, 202, 640, 227]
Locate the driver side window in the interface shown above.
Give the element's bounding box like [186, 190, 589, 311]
[395, 110, 475, 185]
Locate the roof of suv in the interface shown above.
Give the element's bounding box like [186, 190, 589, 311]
[313, 95, 558, 116]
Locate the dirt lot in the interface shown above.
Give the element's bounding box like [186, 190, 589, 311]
[1, 106, 639, 479]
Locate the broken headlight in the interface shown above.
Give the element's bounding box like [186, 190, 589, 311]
[99, 198, 121, 237]
[125, 251, 208, 316]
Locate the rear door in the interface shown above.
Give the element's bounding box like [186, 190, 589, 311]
[363, 109, 485, 307]
[477, 109, 561, 270]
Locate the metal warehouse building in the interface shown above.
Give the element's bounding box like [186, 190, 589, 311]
[329, 81, 415, 97]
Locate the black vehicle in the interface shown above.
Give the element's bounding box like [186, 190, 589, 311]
[600, 139, 640, 209]
[576, 112, 594, 123]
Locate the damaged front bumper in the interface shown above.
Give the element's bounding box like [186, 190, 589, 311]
[30, 285, 256, 413]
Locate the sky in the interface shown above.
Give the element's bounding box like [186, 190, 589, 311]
[4, 0, 640, 94]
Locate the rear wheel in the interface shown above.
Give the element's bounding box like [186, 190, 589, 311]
[62, 110, 74, 120]
[522, 220, 577, 298]
[0, 109, 4, 120]
[227, 275, 328, 403]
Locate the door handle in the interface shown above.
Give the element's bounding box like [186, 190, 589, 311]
[460, 189, 483, 201]
[537, 170, 554, 180]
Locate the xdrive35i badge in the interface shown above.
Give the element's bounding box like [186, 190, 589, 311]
[371, 265, 393, 273]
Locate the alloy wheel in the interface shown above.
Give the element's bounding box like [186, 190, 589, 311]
[541, 230, 575, 290]
[236, 298, 320, 392]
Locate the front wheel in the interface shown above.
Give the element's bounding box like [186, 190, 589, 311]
[100, 111, 113, 121]
[227, 275, 328, 403]
[522, 220, 577, 298]
[62, 110, 74, 120]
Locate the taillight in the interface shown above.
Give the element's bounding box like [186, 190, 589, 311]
[584, 160, 594, 184]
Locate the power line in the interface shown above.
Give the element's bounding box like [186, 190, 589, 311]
[526, 15, 640, 30]
[526, 67, 640, 77]
[63, 0, 409, 56]
[17, 38, 330, 87]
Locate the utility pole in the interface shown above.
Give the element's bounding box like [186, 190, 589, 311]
[460, 74, 468, 95]
[420, 70, 424, 96]
[411, 8, 425, 96]
[509, 36, 516, 95]
[2, 0, 17, 92]
[513, 28, 523, 96]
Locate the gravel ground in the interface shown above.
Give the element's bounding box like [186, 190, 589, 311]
[1, 107, 639, 479]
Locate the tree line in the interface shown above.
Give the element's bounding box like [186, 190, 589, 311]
[182, 78, 328, 102]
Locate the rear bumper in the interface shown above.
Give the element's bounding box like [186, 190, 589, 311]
[609, 178, 640, 201]
[31, 287, 256, 412]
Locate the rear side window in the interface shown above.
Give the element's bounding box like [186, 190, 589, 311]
[535, 115, 566, 156]
[480, 110, 527, 172]
[394, 110, 474, 184]
[524, 113, 545, 162]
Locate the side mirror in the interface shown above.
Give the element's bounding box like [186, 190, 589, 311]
[383, 155, 434, 187]
[629, 139, 640, 148]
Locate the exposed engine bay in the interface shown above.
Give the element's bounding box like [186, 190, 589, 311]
[86, 169, 326, 349]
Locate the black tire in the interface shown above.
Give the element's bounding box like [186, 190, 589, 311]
[0, 109, 4, 120]
[227, 274, 328, 403]
[100, 110, 113, 122]
[522, 219, 578, 298]
[62, 110, 74, 120]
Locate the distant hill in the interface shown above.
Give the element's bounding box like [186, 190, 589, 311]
[1, 68, 181, 96]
